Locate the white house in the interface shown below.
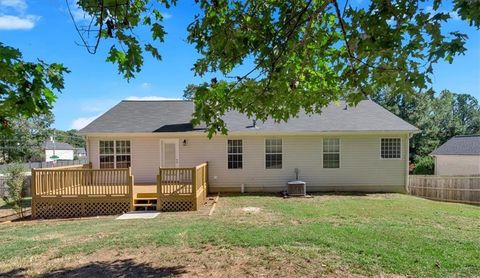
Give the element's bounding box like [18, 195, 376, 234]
[431, 135, 480, 176]
[43, 139, 74, 162]
[78, 99, 419, 193]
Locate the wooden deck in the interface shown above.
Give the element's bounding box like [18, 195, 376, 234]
[31, 163, 209, 218]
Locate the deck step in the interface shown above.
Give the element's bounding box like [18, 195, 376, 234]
[133, 203, 156, 207]
[136, 193, 157, 199]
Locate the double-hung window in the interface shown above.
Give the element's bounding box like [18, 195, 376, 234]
[99, 140, 131, 168]
[265, 139, 282, 169]
[323, 138, 340, 168]
[227, 140, 243, 169]
[381, 138, 401, 159]
[115, 140, 131, 168]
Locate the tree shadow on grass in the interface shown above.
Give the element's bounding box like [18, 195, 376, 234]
[1, 259, 188, 278]
[0, 267, 27, 278]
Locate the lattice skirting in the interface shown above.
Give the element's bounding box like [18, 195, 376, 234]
[32, 197, 131, 219]
[158, 197, 194, 212]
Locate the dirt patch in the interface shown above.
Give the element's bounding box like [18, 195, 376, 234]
[0, 246, 360, 277]
[241, 207, 261, 213]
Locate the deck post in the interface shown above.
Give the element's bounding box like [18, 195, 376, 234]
[31, 168, 37, 218]
[156, 169, 162, 211]
[205, 162, 209, 195]
[192, 167, 197, 210]
[128, 167, 134, 211]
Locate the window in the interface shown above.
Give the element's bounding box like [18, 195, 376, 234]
[323, 138, 340, 168]
[265, 139, 282, 169]
[99, 140, 131, 168]
[227, 140, 243, 169]
[381, 138, 401, 159]
[99, 141, 114, 169]
[115, 140, 131, 168]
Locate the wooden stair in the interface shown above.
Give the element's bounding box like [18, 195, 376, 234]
[133, 193, 157, 211]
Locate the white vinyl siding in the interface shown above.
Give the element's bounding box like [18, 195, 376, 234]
[87, 133, 409, 192]
[434, 155, 480, 175]
[265, 139, 282, 169]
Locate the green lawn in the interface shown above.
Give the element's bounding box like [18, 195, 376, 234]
[0, 194, 479, 277]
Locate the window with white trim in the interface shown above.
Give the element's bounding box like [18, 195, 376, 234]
[265, 139, 282, 169]
[323, 138, 340, 168]
[381, 138, 401, 159]
[227, 140, 243, 169]
[99, 140, 131, 169]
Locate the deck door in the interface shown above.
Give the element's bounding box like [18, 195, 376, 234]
[161, 139, 179, 168]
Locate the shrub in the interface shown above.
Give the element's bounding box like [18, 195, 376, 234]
[2, 163, 27, 217]
[413, 156, 434, 175]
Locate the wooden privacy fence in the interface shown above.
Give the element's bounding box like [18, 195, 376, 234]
[408, 175, 480, 205]
[32, 164, 134, 219]
[157, 162, 208, 211]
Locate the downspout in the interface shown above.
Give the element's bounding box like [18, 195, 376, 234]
[85, 135, 90, 165]
[405, 133, 412, 193]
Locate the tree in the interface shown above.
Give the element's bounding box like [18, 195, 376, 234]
[54, 129, 86, 148]
[72, 0, 479, 136]
[2, 163, 28, 217]
[0, 114, 54, 163]
[373, 89, 480, 159]
[0, 43, 69, 128]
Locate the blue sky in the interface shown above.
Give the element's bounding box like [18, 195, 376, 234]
[1, 0, 479, 130]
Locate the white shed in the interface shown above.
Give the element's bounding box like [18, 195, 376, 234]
[43, 140, 74, 162]
[431, 135, 480, 176]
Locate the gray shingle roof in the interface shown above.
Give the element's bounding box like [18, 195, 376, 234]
[75, 148, 87, 155]
[79, 100, 418, 134]
[43, 141, 74, 150]
[431, 135, 480, 155]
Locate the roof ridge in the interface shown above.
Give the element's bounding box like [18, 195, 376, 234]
[121, 99, 190, 102]
[453, 134, 480, 138]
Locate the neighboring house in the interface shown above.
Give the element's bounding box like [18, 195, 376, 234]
[43, 139, 74, 162]
[79, 99, 419, 193]
[74, 147, 87, 158]
[431, 135, 480, 176]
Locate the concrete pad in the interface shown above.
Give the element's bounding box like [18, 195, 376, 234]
[116, 211, 160, 220]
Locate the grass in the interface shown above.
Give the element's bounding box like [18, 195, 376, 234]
[0, 193, 479, 277]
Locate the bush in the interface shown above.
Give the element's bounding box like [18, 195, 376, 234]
[2, 163, 27, 217]
[413, 156, 434, 175]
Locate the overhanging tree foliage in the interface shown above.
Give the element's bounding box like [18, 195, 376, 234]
[0, 43, 69, 128]
[72, 0, 479, 136]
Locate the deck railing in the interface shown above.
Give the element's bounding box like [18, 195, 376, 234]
[31, 164, 134, 218]
[32, 168, 132, 197]
[157, 162, 208, 211]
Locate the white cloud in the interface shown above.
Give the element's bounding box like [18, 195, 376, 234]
[0, 0, 40, 30]
[66, 1, 92, 22]
[125, 96, 182, 101]
[141, 82, 152, 89]
[449, 11, 460, 21]
[70, 115, 100, 130]
[161, 12, 172, 19]
[425, 6, 460, 21]
[0, 14, 39, 30]
[0, 0, 26, 12]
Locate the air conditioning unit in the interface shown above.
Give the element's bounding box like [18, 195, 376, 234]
[287, 181, 306, 196]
